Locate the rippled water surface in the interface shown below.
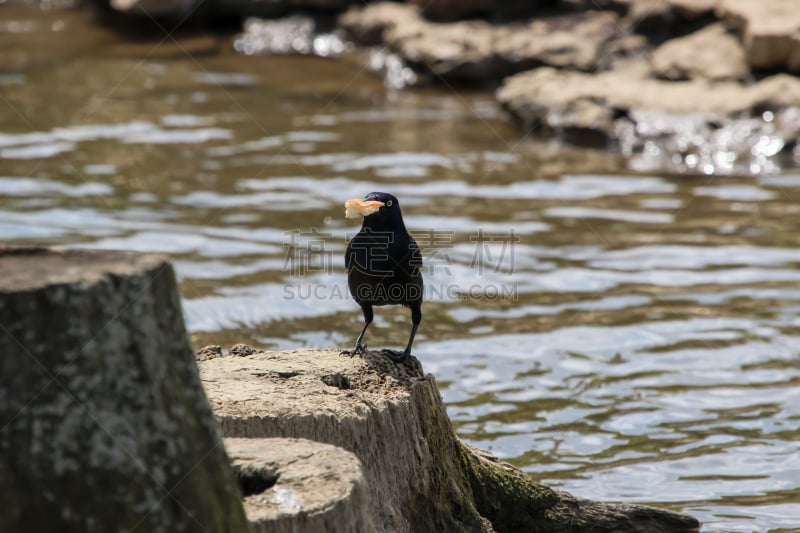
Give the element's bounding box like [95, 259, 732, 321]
[3, 5, 800, 532]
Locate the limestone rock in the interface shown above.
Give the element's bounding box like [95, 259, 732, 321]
[498, 63, 800, 123]
[199, 348, 700, 533]
[717, 0, 800, 72]
[227, 437, 370, 532]
[651, 23, 748, 81]
[385, 17, 497, 79]
[0, 247, 248, 532]
[197, 344, 224, 360]
[493, 11, 622, 72]
[497, 65, 800, 171]
[546, 98, 617, 146]
[339, 2, 418, 45]
[230, 343, 257, 356]
[341, 3, 623, 80]
[754, 73, 800, 100]
[586, 0, 715, 36]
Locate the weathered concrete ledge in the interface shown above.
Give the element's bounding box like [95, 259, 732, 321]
[227, 437, 370, 532]
[0, 247, 248, 532]
[200, 347, 700, 532]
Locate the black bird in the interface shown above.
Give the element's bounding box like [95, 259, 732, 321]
[342, 192, 423, 363]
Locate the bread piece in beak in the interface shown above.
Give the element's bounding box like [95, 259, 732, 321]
[345, 198, 385, 219]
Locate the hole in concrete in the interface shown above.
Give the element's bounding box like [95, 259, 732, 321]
[321, 372, 351, 390]
[253, 370, 302, 380]
[235, 465, 279, 497]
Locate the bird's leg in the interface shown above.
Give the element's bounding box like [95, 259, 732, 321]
[345, 320, 370, 356]
[341, 305, 373, 357]
[381, 304, 421, 364]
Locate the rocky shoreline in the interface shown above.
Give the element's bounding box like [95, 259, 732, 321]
[106, 0, 800, 174]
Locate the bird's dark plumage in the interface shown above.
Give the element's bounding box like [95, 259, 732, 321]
[342, 192, 423, 363]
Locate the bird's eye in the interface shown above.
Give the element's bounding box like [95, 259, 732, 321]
[386, 200, 393, 207]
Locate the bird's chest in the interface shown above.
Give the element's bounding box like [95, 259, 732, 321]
[347, 232, 412, 279]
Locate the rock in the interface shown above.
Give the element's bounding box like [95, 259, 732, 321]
[587, 0, 716, 39]
[602, 33, 651, 64]
[497, 65, 800, 172]
[546, 98, 617, 146]
[199, 348, 700, 533]
[229, 343, 258, 356]
[197, 344, 223, 360]
[498, 63, 800, 122]
[651, 23, 748, 81]
[717, 0, 800, 72]
[751, 73, 800, 107]
[339, 2, 418, 45]
[341, 3, 624, 80]
[0, 247, 248, 532]
[227, 437, 371, 532]
[385, 17, 498, 80]
[493, 11, 623, 72]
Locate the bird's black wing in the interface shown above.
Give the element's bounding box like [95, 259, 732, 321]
[406, 234, 423, 283]
[345, 236, 354, 273]
[398, 233, 423, 305]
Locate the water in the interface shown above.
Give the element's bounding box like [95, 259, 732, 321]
[3, 5, 800, 532]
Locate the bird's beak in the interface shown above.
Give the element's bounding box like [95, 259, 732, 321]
[344, 198, 385, 219]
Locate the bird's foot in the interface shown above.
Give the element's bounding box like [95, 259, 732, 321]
[340, 344, 367, 357]
[381, 348, 411, 364]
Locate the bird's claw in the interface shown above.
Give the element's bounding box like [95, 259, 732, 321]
[340, 344, 367, 357]
[381, 348, 411, 364]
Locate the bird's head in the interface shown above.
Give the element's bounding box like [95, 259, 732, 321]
[344, 192, 403, 226]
